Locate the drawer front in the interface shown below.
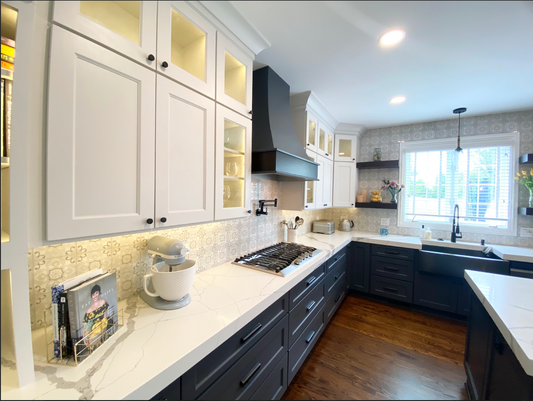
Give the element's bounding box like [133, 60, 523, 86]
[151, 377, 181, 400]
[182, 293, 289, 399]
[326, 247, 347, 272]
[289, 282, 325, 347]
[372, 244, 415, 261]
[325, 259, 347, 300]
[371, 256, 414, 282]
[249, 353, 288, 401]
[325, 274, 347, 324]
[288, 305, 326, 383]
[198, 315, 289, 400]
[289, 263, 326, 311]
[370, 275, 413, 303]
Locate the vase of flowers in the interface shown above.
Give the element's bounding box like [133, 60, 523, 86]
[515, 168, 533, 207]
[381, 179, 404, 204]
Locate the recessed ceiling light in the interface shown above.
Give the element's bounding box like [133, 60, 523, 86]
[379, 29, 406, 46]
[390, 96, 406, 104]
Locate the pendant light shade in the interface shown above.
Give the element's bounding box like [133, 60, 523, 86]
[453, 107, 467, 153]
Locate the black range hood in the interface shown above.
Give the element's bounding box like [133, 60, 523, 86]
[252, 67, 318, 181]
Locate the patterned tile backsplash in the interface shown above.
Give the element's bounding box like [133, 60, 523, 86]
[28, 178, 326, 330]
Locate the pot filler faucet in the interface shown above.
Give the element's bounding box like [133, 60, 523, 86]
[451, 204, 463, 243]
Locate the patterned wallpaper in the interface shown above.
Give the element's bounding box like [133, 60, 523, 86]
[325, 109, 533, 247]
[28, 178, 325, 330]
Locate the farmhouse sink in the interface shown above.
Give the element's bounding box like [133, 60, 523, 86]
[422, 244, 502, 259]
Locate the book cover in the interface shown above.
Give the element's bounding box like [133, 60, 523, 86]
[1, 78, 4, 158]
[1, 36, 15, 49]
[51, 268, 103, 358]
[67, 272, 117, 362]
[0, 54, 14, 64]
[3, 78, 12, 157]
[1, 60, 14, 71]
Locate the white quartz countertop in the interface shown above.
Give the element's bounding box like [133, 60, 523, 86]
[465, 270, 533, 376]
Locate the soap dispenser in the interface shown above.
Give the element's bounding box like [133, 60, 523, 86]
[420, 225, 426, 239]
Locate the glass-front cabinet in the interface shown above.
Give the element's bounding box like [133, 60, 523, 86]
[53, 1, 158, 68]
[215, 104, 251, 220]
[335, 134, 357, 162]
[318, 124, 334, 160]
[305, 112, 319, 153]
[304, 150, 317, 210]
[216, 32, 253, 118]
[157, 1, 216, 98]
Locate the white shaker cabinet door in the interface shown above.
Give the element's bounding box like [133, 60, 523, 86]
[53, 0, 157, 69]
[333, 162, 357, 208]
[155, 76, 215, 228]
[47, 26, 156, 241]
[321, 156, 334, 208]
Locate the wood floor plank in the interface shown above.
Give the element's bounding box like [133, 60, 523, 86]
[283, 294, 468, 400]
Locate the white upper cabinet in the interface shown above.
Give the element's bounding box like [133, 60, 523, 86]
[318, 155, 333, 208]
[304, 150, 317, 210]
[47, 26, 156, 241]
[305, 112, 319, 153]
[155, 75, 215, 228]
[317, 122, 334, 160]
[215, 104, 252, 221]
[157, 1, 216, 98]
[216, 32, 253, 118]
[53, 1, 158, 68]
[333, 162, 357, 208]
[335, 134, 357, 162]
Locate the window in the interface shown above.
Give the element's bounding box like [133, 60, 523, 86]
[399, 133, 519, 235]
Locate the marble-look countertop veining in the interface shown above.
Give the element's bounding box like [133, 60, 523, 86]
[464, 270, 533, 376]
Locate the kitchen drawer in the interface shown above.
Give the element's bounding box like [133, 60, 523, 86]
[325, 274, 347, 324]
[289, 281, 325, 347]
[182, 293, 288, 399]
[370, 275, 413, 303]
[372, 244, 415, 261]
[326, 246, 347, 272]
[289, 263, 326, 311]
[249, 353, 288, 401]
[198, 315, 289, 400]
[325, 259, 347, 300]
[151, 377, 181, 400]
[510, 260, 533, 279]
[288, 305, 326, 383]
[371, 256, 414, 282]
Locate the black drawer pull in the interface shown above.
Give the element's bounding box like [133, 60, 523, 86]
[383, 286, 398, 293]
[383, 266, 400, 272]
[306, 301, 316, 312]
[334, 274, 339, 281]
[305, 331, 316, 344]
[335, 293, 341, 303]
[240, 362, 262, 386]
[241, 323, 262, 343]
[334, 256, 338, 261]
[384, 250, 400, 255]
[306, 276, 316, 286]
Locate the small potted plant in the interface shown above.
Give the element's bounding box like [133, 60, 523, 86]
[381, 179, 405, 204]
[515, 168, 533, 207]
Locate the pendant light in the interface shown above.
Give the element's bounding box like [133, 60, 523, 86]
[453, 107, 467, 153]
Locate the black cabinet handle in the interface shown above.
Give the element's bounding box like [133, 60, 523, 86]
[160, 217, 167, 223]
[240, 362, 261, 386]
[241, 323, 262, 343]
[323, 204, 327, 207]
[306, 300, 316, 312]
[384, 250, 400, 255]
[335, 293, 342, 303]
[334, 275, 339, 281]
[305, 205, 308, 208]
[305, 331, 316, 344]
[307, 143, 310, 146]
[146, 218, 154, 224]
[247, 210, 252, 214]
[352, 158, 355, 161]
[493, 335, 504, 355]
[249, 110, 253, 115]
[383, 287, 398, 293]
[326, 153, 329, 156]
[383, 266, 400, 272]
[161, 61, 169, 68]
[147, 54, 155, 61]
[306, 276, 316, 286]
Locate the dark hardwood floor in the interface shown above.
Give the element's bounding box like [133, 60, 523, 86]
[283, 294, 468, 400]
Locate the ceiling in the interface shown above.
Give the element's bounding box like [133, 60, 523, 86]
[232, 1, 533, 129]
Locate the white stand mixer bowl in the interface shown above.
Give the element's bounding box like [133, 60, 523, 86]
[143, 260, 196, 302]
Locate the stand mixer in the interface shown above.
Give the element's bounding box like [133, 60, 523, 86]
[140, 236, 196, 310]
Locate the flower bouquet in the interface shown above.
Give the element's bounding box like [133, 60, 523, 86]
[515, 168, 533, 207]
[381, 179, 405, 204]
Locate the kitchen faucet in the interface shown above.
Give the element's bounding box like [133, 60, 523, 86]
[451, 204, 462, 243]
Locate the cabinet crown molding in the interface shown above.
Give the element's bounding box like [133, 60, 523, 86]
[196, 1, 270, 57]
[335, 123, 367, 138]
[290, 91, 338, 131]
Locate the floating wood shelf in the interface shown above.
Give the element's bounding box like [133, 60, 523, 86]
[356, 202, 397, 209]
[518, 207, 533, 216]
[356, 160, 399, 169]
[519, 154, 533, 164]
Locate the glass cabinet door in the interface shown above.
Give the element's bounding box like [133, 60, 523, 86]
[215, 105, 251, 220]
[319, 126, 326, 155]
[335, 134, 358, 162]
[306, 112, 318, 153]
[53, 1, 157, 68]
[304, 150, 317, 210]
[157, 1, 216, 99]
[327, 131, 334, 157]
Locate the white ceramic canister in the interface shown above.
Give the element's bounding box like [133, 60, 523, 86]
[287, 228, 298, 243]
[143, 260, 196, 302]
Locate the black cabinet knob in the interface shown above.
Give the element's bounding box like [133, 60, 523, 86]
[247, 210, 252, 214]
[147, 54, 155, 61]
[307, 143, 310, 146]
[305, 205, 308, 208]
[249, 110, 253, 115]
[161, 61, 169, 68]
[146, 218, 154, 224]
[160, 217, 167, 223]
[353, 158, 355, 161]
[326, 153, 329, 156]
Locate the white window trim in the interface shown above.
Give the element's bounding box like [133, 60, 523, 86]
[398, 132, 520, 236]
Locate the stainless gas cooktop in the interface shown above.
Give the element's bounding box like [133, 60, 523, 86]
[233, 242, 322, 277]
